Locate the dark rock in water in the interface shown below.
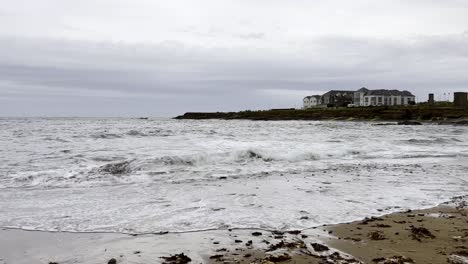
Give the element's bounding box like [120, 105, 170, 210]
[243, 150, 273, 162]
[452, 120, 468, 125]
[374, 123, 397, 126]
[108, 258, 117, 264]
[245, 240, 253, 246]
[397, 120, 422, 125]
[160, 253, 192, 264]
[287, 230, 301, 235]
[252, 231, 262, 236]
[49, 262, 59, 264]
[438, 119, 468, 126]
[311, 242, 329, 252]
[98, 161, 131, 175]
[234, 239, 243, 243]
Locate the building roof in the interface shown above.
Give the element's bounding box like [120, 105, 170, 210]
[366, 89, 414, 96]
[323, 90, 355, 96]
[357, 87, 369, 92]
[304, 95, 321, 100]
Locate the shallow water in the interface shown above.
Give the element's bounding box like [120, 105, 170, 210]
[0, 118, 467, 233]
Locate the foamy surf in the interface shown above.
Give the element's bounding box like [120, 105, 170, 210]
[0, 118, 467, 234]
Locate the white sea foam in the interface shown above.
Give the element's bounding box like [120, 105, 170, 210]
[0, 118, 467, 233]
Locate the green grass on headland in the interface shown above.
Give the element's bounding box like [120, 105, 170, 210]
[175, 104, 468, 122]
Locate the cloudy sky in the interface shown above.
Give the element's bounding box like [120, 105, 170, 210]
[1, 0, 468, 116]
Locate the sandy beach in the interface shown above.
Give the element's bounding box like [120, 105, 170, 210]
[1, 196, 466, 264]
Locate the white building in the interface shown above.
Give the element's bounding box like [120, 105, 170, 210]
[303, 95, 321, 109]
[354, 87, 415, 107]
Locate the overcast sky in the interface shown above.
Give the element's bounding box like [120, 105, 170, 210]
[1, 0, 468, 117]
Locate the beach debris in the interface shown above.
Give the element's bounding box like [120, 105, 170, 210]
[448, 254, 468, 264]
[372, 256, 415, 263]
[359, 217, 384, 225]
[267, 239, 306, 252]
[311, 242, 329, 252]
[368, 231, 386, 240]
[133, 251, 141, 254]
[449, 251, 468, 264]
[107, 258, 117, 264]
[266, 253, 291, 262]
[409, 226, 435, 241]
[327, 252, 361, 263]
[209, 254, 224, 260]
[372, 223, 392, 228]
[343, 237, 362, 242]
[160, 253, 192, 264]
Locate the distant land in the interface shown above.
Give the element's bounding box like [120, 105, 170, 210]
[175, 104, 468, 124]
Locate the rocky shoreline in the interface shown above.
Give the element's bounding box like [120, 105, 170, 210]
[174, 107, 468, 124]
[1, 197, 467, 264]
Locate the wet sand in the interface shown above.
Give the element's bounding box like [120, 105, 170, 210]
[324, 205, 468, 263]
[1, 197, 467, 264]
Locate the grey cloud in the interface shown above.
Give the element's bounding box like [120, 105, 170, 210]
[237, 33, 265, 39]
[1, 33, 468, 116]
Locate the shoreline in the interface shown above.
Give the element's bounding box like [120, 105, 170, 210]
[174, 107, 468, 124]
[1, 196, 466, 264]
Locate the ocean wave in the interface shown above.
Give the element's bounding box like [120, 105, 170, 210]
[96, 160, 133, 175]
[90, 133, 122, 139]
[90, 129, 173, 139]
[235, 150, 274, 162]
[403, 138, 448, 144]
[126, 130, 148, 136]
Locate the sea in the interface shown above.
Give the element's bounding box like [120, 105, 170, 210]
[0, 118, 467, 234]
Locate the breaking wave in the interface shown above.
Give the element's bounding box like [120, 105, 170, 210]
[403, 138, 449, 144]
[90, 133, 122, 139]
